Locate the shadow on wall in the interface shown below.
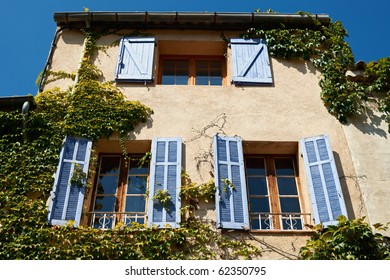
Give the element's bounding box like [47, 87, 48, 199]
[347, 105, 388, 139]
[127, 116, 154, 140]
[333, 151, 369, 221]
[333, 151, 355, 221]
[277, 58, 318, 75]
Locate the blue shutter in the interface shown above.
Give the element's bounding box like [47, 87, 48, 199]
[48, 136, 92, 227]
[148, 137, 182, 228]
[115, 37, 155, 82]
[214, 135, 249, 229]
[301, 135, 348, 226]
[230, 38, 272, 84]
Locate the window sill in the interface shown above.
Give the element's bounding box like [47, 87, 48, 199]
[249, 229, 314, 235]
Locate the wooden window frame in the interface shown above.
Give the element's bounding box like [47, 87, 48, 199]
[245, 154, 307, 231]
[158, 55, 227, 85]
[89, 153, 149, 229]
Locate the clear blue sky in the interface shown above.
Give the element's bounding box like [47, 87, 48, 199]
[0, 0, 389, 97]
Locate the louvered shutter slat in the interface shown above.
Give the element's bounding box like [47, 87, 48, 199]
[48, 136, 92, 227]
[51, 162, 72, 220]
[214, 135, 249, 229]
[301, 135, 348, 226]
[148, 137, 182, 228]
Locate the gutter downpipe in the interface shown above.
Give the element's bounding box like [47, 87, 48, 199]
[37, 23, 88, 95]
[38, 26, 72, 93]
[22, 101, 30, 143]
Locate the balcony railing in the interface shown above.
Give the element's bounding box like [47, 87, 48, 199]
[250, 212, 312, 230]
[89, 212, 146, 230]
[88, 212, 312, 231]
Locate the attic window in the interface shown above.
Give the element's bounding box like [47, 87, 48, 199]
[159, 56, 224, 85]
[158, 40, 227, 86]
[114, 37, 273, 86]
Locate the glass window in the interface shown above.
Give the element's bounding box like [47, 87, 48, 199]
[245, 156, 303, 231]
[161, 60, 189, 85]
[160, 57, 224, 85]
[93, 156, 120, 222]
[92, 155, 149, 229]
[195, 60, 222, 85]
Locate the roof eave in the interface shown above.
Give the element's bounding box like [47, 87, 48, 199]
[54, 11, 330, 30]
[0, 95, 36, 112]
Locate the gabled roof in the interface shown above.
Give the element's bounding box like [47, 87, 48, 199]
[54, 11, 330, 30]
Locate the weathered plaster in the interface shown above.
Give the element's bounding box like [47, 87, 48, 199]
[343, 103, 390, 234]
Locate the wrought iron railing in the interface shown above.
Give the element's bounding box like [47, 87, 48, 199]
[250, 212, 312, 230]
[89, 212, 146, 229]
[88, 212, 312, 230]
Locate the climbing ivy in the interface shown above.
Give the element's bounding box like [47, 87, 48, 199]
[2, 11, 388, 260]
[245, 14, 390, 131]
[0, 30, 259, 260]
[300, 216, 390, 260]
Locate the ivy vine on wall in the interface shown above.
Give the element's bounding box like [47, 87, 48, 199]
[1, 11, 389, 260]
[244, 14, 390, 131]
[0, 30, 259, 260]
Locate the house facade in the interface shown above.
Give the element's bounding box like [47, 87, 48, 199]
[41, 11, 387, 259]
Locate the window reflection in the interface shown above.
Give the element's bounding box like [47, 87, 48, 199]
[161, 60, 189, 85]
[245, 156, 303, 230]
[92, 155, 149, 229]
[160, 58, 224, 85]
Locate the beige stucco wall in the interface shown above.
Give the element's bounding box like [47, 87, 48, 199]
[343, 103, 390, 235]
[43, 28, 368, 259]
[45, 29, 85, 90]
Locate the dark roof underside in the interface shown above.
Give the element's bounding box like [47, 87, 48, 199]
[0, 96, 36, 112]
[54, 11, 330, 30]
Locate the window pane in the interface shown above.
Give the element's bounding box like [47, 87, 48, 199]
[161, 60, 189, 85]
[93, 215, 114, 229]
[196, 68, 208, 76]
[196, 76, 209, 85]
[125, 196, 146, 212]
[250, 214, 273, 230]
[282, 216, 303, 230]
[250, 218, 260, 230]
[176, 60, 189, 69]
[124, 216, 145, 225]
[245, 158, 265, 176]
[127, 176, 147, 194]
[99, 157, 120, 175]
[277, 177, 298, 195]
[210, 68, 222, 77]
[279, 197, 300, 213]
[163, 60, 175, 68]
[176, 66, 189, 76]
[161, 75, 175, 85]
[97, 176, 118, 195]
[209, 76, 222, 86]
[195, 60, 222, 86]
[129, 158, 148, 175]
[275, 158, 295, 176]
[162, 67, 175, 75]
[249, 197, 270, 212]
[195, 60, 208, 69]
[247, 177, 268, 195]
[175, 75, 189, 85]
[209, 60, 222, 69]
[94, 195, 116, 212]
